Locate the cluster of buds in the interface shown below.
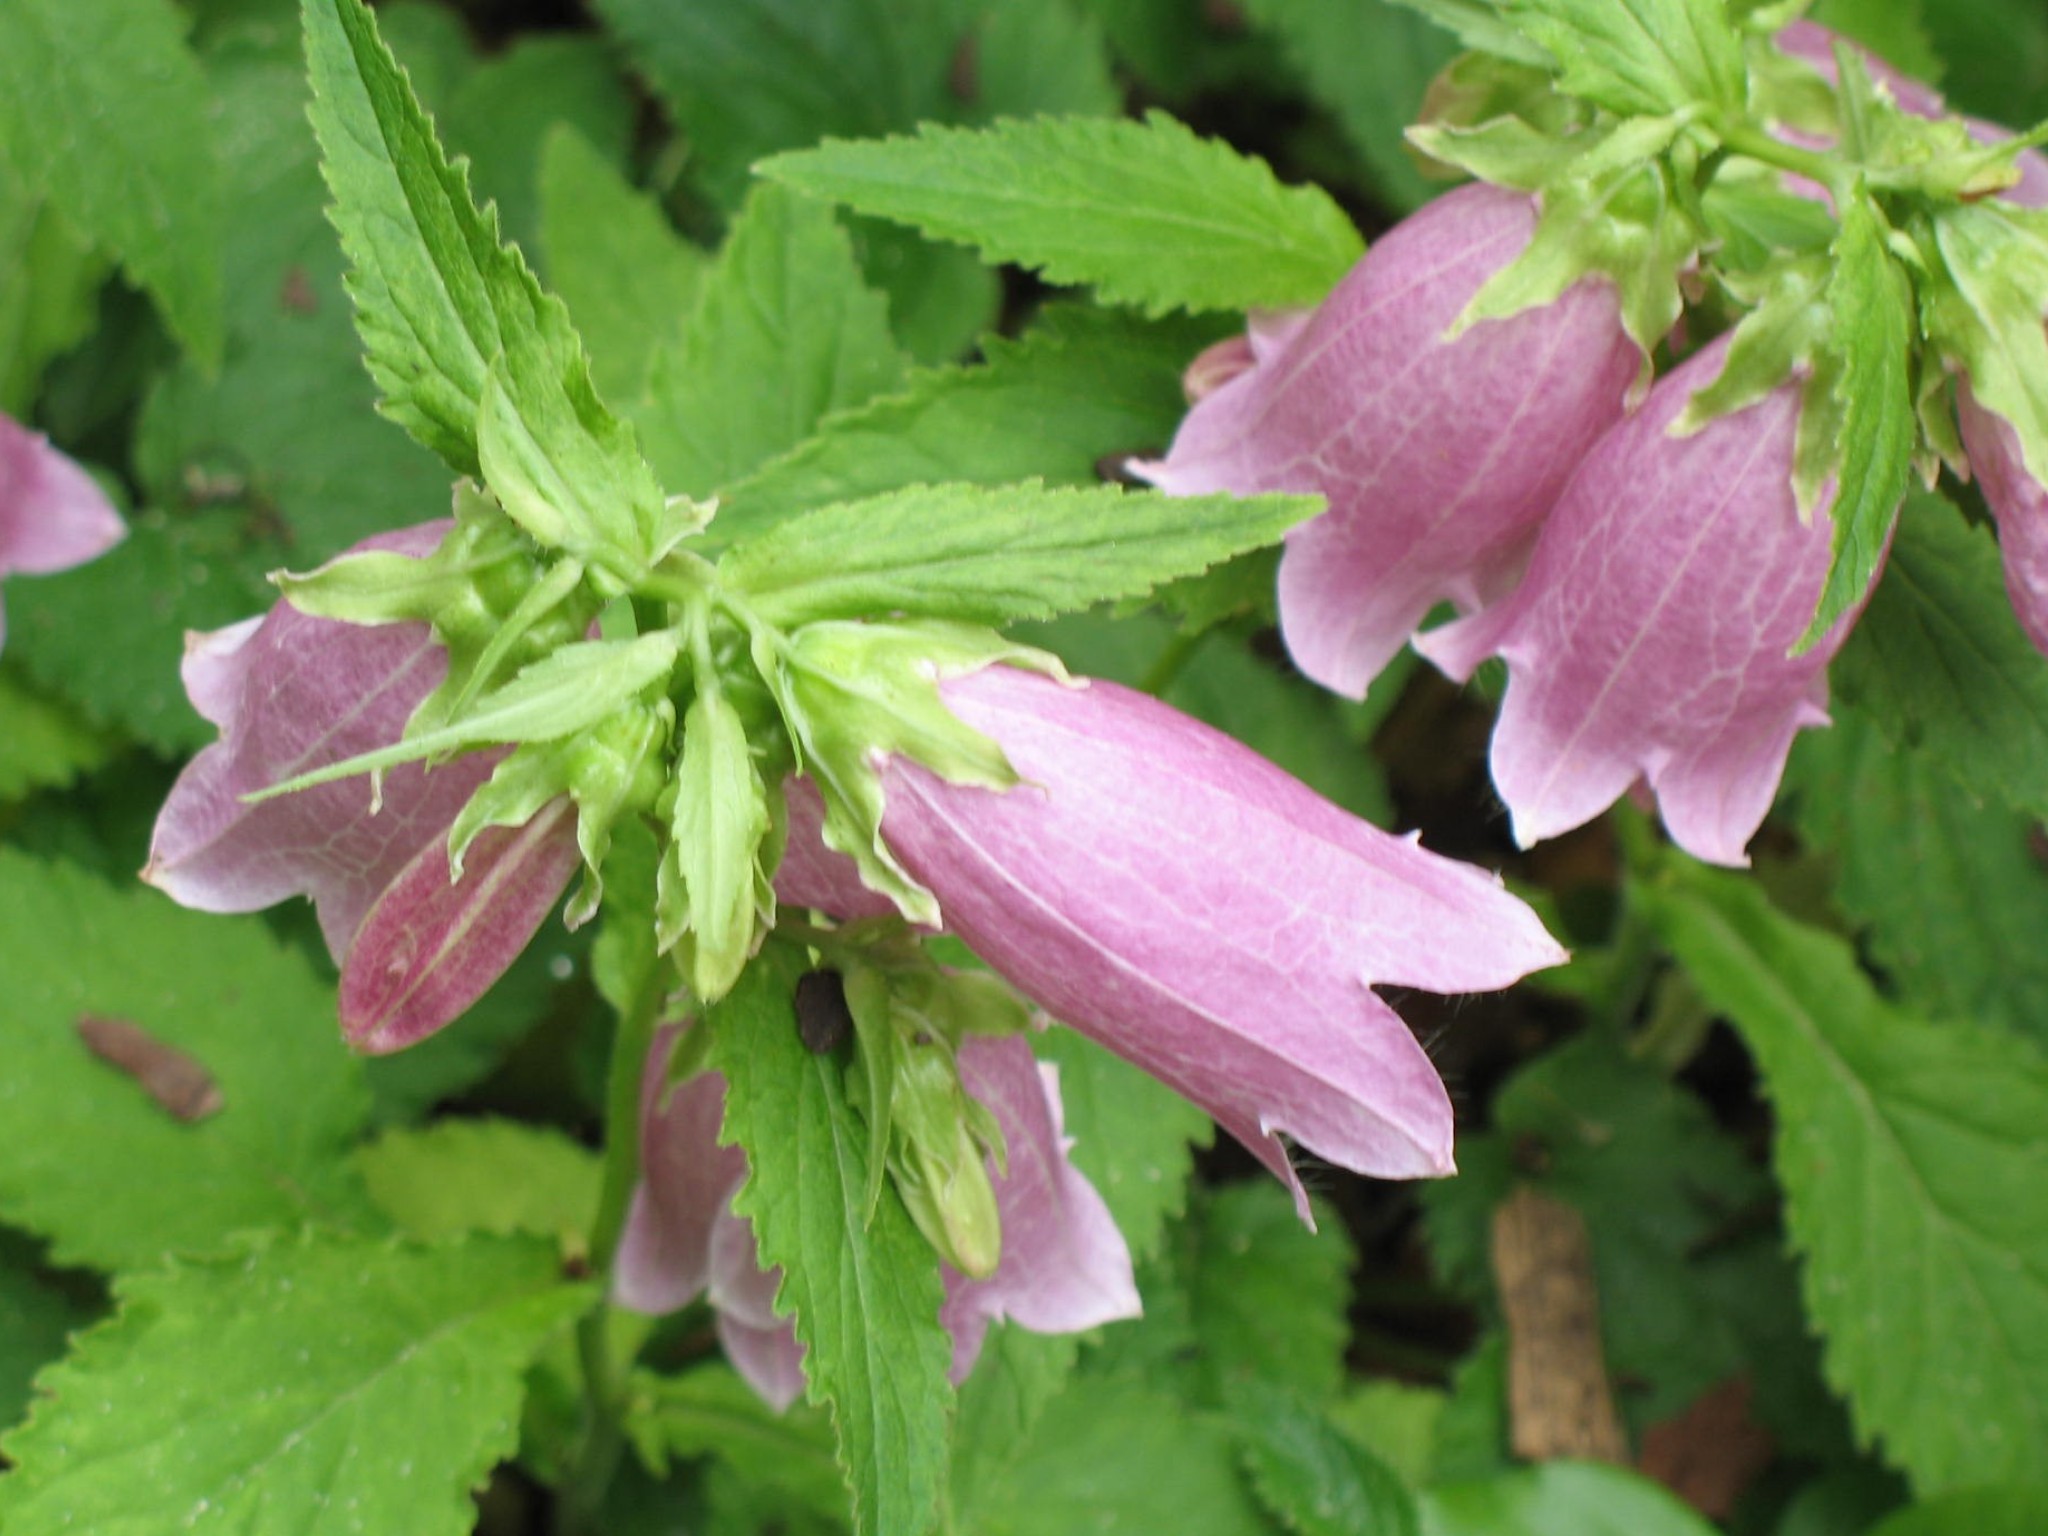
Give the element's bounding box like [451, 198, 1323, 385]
[1142, 20, 2048, 867]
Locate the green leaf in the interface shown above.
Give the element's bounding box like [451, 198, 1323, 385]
[632, 182, 908, 499]
[1832, 491, 2048, 823]
[0, 165, 106, 415]
[1867, 1487, 2048, 1536]
[1786, 702, 2048, 1052]
[708, 947, 954, 1536]
[721, 480, 1316, 628]
[0, 1233, 592, 1535]
[1808, 0, 1941, 81]
[0, 0, 223, 364]
[0, 668, 113, 801]
[1186, 1182, 1353, 1405]
[1240, 0, 1458, 212]
[1031, 1026, 1211, 1262]
[353, 1118, 599, 1249]
[1422, 1462, 1720, 1536]
[1923, 203, 2048, 499]
[957, 1373, 1273, 1536]
[1643, 859, 2048, 1493]
[964, 1, 1122, 122]
[303, 0, 654, 563]
[625, 1363, 848, 1525]
[589, 0, 963, 211]
[1920, 0, 2048, 125]
[0, 851, 376, 1271]
[0, 1233, 95, 1437]
[762, 112, 1366, 316]
[951, 1325, 1083, 1510]
[663, 687, 775, 1000]
[131, 34, 450, 567]
[1234, 1381, 1421, 1536]
[714, 304, 1223, 545]
[1383, 0, 1553, 64]
[537, 126, 708, 406]
[1503, 0, 1747, 116]
[1802, 193, 1914, 649]
[1328, 1380, 1446, 1491]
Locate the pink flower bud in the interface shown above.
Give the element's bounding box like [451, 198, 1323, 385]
[777, 665, 1566, 1218]
[144, 521, 580, 1050]
[0, 411, 125, 649]
[614, 1026, 1137, 1406]
[1417, 337, 1849, 865]
[1132, 183, 1636, 699]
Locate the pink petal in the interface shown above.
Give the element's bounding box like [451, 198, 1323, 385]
[940, 1035, 1139, 1381]
[775, 782, 898, 921]
[614, 1034, 747, 1315]
[717, 1316, 808, 1414]
[1958, 383, 2048, 655]
[0, 412, 125, 646]
[339, 795, 581, 1052]
[1132, 183, 1635, 698]
[144, 522, 493, 960]
[868, 667, 1564, 1217]
[1417, 337, 1849, 866]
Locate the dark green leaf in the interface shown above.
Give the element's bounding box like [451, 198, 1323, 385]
[625, 1363, 847, 1524]
[1423, 1461, 1720, 1536]
[1868, 1487, 2048, 1536]
[1234, 1381, 1420, 1536]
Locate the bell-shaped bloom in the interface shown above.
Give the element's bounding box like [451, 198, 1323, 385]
[144, 521, 581, 1051]
[1416, 338, 1848, 866]
[1957, 386, 2048, 654]
[776, 665, 1567, 1219]
[1131, 182, 1637, 699]
[0, 411, 126, 648]
[614, 1026, 1138, 1406]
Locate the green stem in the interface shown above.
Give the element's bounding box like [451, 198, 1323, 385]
[1715, 122, 1852, 202]
[1139, 627, 1205, 698]
[557, 956, 669, 1535]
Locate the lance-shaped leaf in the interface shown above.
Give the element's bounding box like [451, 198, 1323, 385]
[661, 686, 777, 1001]
[1503, 0, 1747, 116]
[1643, 860, 2048, 1494]
[1419, 336, 1854, 865]
[302, 0, 671, 570]
[246, 630, 682, 799]
[0, 412, 125, 650]
[776, 666, 1566, 1218]
[721, 480, 1319, 629]
[1132, 182, 1635, 699]
[760, 113, 1366, 316]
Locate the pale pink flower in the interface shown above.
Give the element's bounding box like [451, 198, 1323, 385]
[1131, 182, 1636, 699]
[614, 1026, 1138, 1406]
[1416, 337, 1848, 866]
[0, 411, 125, 648]
[144, 522, 581, 1051]
[777, 665, 1566, 1218]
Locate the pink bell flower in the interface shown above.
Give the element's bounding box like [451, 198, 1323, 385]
[143, 521, 581, 1051]
[614, 1025, 1139, 1406]
[776, 665, 1567, 1219]
[0, 411, 126, 649]
[1416, 337, 1848, 866]
[1131, 182, 1637, 699]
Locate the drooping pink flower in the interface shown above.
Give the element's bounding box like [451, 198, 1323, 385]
[1131, 182, 1637, 699]
[614, 1025, 1138, 1407]
[776, 665, 1567, 1218]
[144, 521, 581, 1051]
[1416, 337, 1850, 866]
[0, 411, 126, 648]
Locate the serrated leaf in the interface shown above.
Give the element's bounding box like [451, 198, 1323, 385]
[303, 0, 654, 565]
[964, 1, 1122, 122]
[1786, 702, 2048, 1052]
[1422, 1461, 1721, 1536]
[353, 1118, 599, 1249]
[0, 668, 113, 800]
[0, 1233, 95, 1437]
[632, 182, 908, 500]
[1867, 1487, 2048, 1536]
[0, 0, 222, 364]
[951, 1324, 1083, 1510]
[664, 687, 775, 1000]
[721, 481, 1315, 628]
[1832, 491, 2048, 823]
[1504, 0, 1747, 115]
[0, 1233, 592, 1536]
[1030, 1026, 1210, 1262]
[1187, 1182, 1353, 1405]
[1643, 859, 2048, 1493]
[762, 113, 1365, 316]
[958, 1372, 1272, 1536]
[624, 1363, 847, 1523]
[1384, 0, 1553, 63]
[1922, 203, 2048, 499]
[1234, 1381, 1421, 1536]
[1242, 0, 1458, 212]
[537, 126, 708, 406]
[708, 947, 954, 1536]
[589, 0, 963, 211]
[1802, 192, 1913, 649]
[714, 305, 1223, 545]
[0, 851, 376, 1271]
[0, 165, 106, 416]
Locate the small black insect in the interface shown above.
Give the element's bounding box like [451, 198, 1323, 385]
[794, 969, 854, 1055]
